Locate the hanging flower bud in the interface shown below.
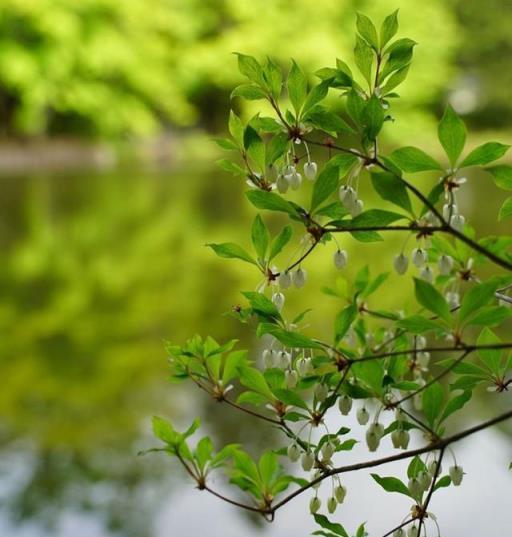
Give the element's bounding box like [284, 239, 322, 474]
[301, 451, 315, 471]
[416, 335, 427, 349]
[339, 185, 357, 209]
[338, 394, 352, 415]
[399, 430, 410, 449]
[311, 470, 323, 490]
[438, 254, 454, 275]
[366, 429, 380, 452]
[309, 496, 321, 514]
[350, 198, 364, 217]
[304, 161, 318, 181]
[393, 529, 405, 537]
[443, 203, 458, 221]
[327, 496, 338, 514]
[321, 441, 335, 462]
[449, 465, 464, 486]
[333, 249, 348, 270]
[408, 477, 422, 497]
[372, 422, 385, 439]
[391, 429, 402, 449]
[272, 292, 285, 311]
[408, 524, 419, 537]
[279, 271, 292, 289]
[445, 291, 460, 309]
[412, 248, 428, 267]
[287, 443, 301, 462]
[420, 265, 434, 283]
[293, 267, 307, 288]
[428, 460, 442, 477]
[393, 253, 409, 275]
[417, 351, 431, 368]
[419, 470, 432, 490]
[289, 171, 302, 190]
[297, 357, 312, 376]
[334, 484, 347, 503]
[315, 383, 329, 402]
[263, 349, 276, 369]
[278, 350, 291, 369]
[285, 369, 298, 388]
[276, 174, 289, 194]
[450, 214, 465, 232]
[357, 407, 370, 425]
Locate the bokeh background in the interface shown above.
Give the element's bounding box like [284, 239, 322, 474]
[0, 1, 511, 536]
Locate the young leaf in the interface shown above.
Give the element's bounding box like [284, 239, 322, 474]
[371, 474, 411, 497]
[440, 390, 472, 423]
[460, 142, 510, 168]
[334, 303, 358, 343]
[370, 171, 412, 213]
[499, 197, 512, 220]
[397, 315, 445, 334]
[310, 165, 339, 211]
[238, 366, 275, 401]
[422, 382, 444, 427]
[251, 214, 269, 261]
[305, 105, 355, 135]
[354, 35, 374, 86]
[487, 165, 512, 190]
[269, 225, 292, 261]
[414, 278, 451, 323]
[207, 242, 258, 266]
[356, 12, 379, 50]
[235, 53, 265, 86]
[228, 110, 244, 146]
[380, 10, 399, 48]
[388, 146, 442, 173]
[302, 80, 331, 116]
[246, 190, 298, 217]
[152, 416, 177, 444]
[287, 60, 308, 115]
[244, 125, 265, 170]
[459, 280, 499, 323]
[350, 209, 407, 227]
[231, 84, 267, 101]
[266, 132, 289, 167]
[363, 94, 385, 140]
[477, 327, 503, 375]
[380, 38, 416, 80]
[313, 515, 350, 537]
[438, 105, 466, 166]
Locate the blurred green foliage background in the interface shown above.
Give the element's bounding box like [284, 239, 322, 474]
[0, 1, 511, 536]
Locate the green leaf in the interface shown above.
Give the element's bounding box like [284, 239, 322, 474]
[414, 278, 451, 323]
[305, 105, 355, 135]
[266, 132, 289, 167]
[477, 327, 502, 375]
[388, 146, 442, 173]
[397, 315, 444, 334]
[370, 171, 412, 213]
[310, 165, 339, 211]
[264, 57, 282, 99]
[460, 142, 510, 168]
[231, 84, 267, 100]
[407, 456, 426, 478]
[380, 38, 416, 80]
[235, 53, 265, 86]
[258, 451, 279, 487]
[487, 165, 512, 190]
[363, 94, 385, 140]
[152, 416, 177, 444]
[380, 65, 409, 94]
[438, 105, 466, 166]
[251, 214, 270, 261]
[351, 209, 407, 227]
[287, 60, 308, 115]
[243, 292, 282, 321]
[246, 190, 298, 217]
[422, 382, 444, 427]
[499, 197, 512, 220]
[195, 437, 213, 471]
[269, 225, 293, 261]
[334, 303, 357, 343]
[313, 515, 350, 537]
[257, 323, 323, 349]
[273, 388, 309, 410]
[466, 306, 511, 327]
[238, 366, 275, 401]
[440, 390, 472, 423]
[207, 242, 257, 266]
[371, 474, 411, 497]
[354, 35, 374, 86]
[356, 12, 379, 50]
[244, 125, 265, 170]
[346, 89, 366, 125]
[214, 137, 238, 151]
[434, 476, 452, 491]
[459, 280, 499, 323]
[228, 110, 244, 146]
[217, 159, 246, 176]
[380, 10, 399, 48]
[302, 80, 331, 116]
